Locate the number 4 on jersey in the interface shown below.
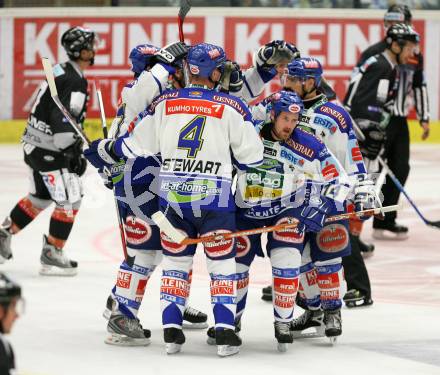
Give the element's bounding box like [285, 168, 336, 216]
[177, 115, 206, 158]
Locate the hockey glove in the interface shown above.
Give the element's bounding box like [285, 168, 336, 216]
[73, 157, 88, 177]
[357, 120, 386, 160]
[153, 42, 188, 67]
[300, 195, 332, 233]
[254, 40, 300, 71]
[83, 139, 119, 170]
[353, 175, 382, 219]
[219, 61, 243, 93]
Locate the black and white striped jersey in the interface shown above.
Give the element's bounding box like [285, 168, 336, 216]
[344, 51, 397, 123]
[358, 39, 429, 123]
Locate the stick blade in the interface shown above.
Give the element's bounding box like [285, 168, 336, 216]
[151, 211, 186, 244]
[41, 57, 58, 97]
[178, 0, 191, 20]
[427, 220, 440, 229]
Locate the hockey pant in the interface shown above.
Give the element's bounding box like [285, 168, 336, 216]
[297, 243, 346, 311]
[8, 167, 82, 248]
[159, 208, 237, 330]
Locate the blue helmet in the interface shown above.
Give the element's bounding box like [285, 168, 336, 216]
[129, 44, 160, 76]
[187, 43, 226, 78]
[271, 90, 304, 118]
[286, 57, 323, 86]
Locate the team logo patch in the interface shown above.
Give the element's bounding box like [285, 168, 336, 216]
[236, 235, 251, 258]
[317, 273, 340, 290]
[117, 271, 132, 289]
[189, 64, 200, 74]
[288, 104, 301, 113]
[273, 277, 298, 295]
[202, 229, 234, 258]
[160, 230, 187, 254]
[273, 217, 304, 244]
[125, 216, 152, 245]
[188, 90, 203, 97]
[316, 224, 349, 253]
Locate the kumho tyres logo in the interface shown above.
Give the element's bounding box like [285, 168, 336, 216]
[163, 179, 221, 204]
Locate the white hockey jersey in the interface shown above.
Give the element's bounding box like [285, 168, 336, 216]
[113, 87, 264, 211]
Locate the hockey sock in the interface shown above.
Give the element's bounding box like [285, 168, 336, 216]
[113, 249, 158, 319]
[48, 205, 79, 249]
[160, 255, 193, 329]
[298, 262, 321, 310]
[235, 262, 250, 324]
[315, 258, 346, 310]
[9, 195, 50, 233]
[270, 248, 301, 322]
[207, 257, 237, 330]
[184, 268, 193, 308]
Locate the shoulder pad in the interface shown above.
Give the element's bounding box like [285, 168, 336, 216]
[314, 102, 351, 132]
[53, 64, 66, 77]
[284, 127, 323, 160]
[310, 113, 338, 134]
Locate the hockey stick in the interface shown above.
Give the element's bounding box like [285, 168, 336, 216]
[352, 120, 440, 229]
[152, 205, 400, 245]
[177, 0, 191, 87]
[94, 81, 129, 260]
[41, 58, 91, 145]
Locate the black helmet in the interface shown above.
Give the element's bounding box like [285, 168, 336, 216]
[386, 23, 419, 46]
[61, 26, 96, 60]
[0, 273, 21, 306]
[384, 4, 412, 25]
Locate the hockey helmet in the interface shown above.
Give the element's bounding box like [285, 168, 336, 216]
[0, 273, 21, 307]
[129, 44, 160, 76]
[271, 90, 304, 118]
[386, 23, 419, 46]
[187, 43, 226, 78]
[384, 4, 412, 26]
[61, 26, 97, 60]
[285, 57, 323, 86]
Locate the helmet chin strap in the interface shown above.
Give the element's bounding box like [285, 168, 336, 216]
[301, 81, 316, 99]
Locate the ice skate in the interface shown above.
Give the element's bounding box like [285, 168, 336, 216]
[39, 235, 78, 276]
[206, 319, 241, 346]
[324, 309, 342, 345]
[216, 328, 241, 357]
[105, 312, 151, 346]
[372, 222, 408, 241]
[357, 236, 375, 258]
[274, 321, 293, 352]
[0, 218, 13, 263]
[182, 306, 208, 329]
[290, 308, 325, 338]
[343, 289, 373, 308]
[164, 327, 185, 354]
[261, 284, 272, 301]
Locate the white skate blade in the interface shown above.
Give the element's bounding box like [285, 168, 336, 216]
[182, 321, 208, 330]
[372, 229, 408, 241]
[39, 264, 77, 277]
[361, 252, 375, 259]
[206, 336, 216, 346]
[105, 334, 150, 347]
[102, 308, 111, 321]
[217, 345, 240, 357]
[291, 325, 325, 339]
[277, 343, 289, 352]
[329, 336, 338, 345]
[0, 255, 7, 264]
[166, 343, 182, 354]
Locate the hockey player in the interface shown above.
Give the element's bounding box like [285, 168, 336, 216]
[0, 273, 23, 375]
[343, 23, 419, 305]
[0, 26, 97, 275]
[100, 43, 208, 346]
[207, 90, 352, 351]
[84, 43, 264, 357]
[257, 58, 379, 339]
[357, 5, 429, 240]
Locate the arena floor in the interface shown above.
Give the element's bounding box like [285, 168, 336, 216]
[1, 144, 439, 375]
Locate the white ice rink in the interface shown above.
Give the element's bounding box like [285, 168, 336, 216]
[1, 144, 439, 375]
